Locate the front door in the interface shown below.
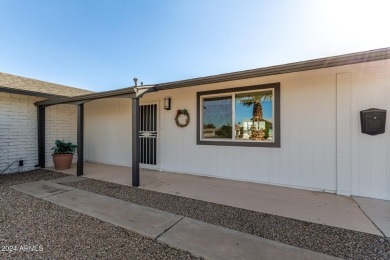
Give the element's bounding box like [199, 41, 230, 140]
[139, 103, 158, 167]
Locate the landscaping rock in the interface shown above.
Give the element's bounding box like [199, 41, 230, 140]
[0, 170, 199, 259]
[64, 175, 390, 260]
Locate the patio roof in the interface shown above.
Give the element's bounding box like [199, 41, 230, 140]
[35, 86, 152, 187]
[153, 47, 390, 90]
[35, 85, 154, 106]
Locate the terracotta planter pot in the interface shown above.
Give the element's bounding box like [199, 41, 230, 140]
[52, 154, 74, 170]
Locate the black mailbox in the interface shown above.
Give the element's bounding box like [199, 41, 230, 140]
[360, 108, 386, 135]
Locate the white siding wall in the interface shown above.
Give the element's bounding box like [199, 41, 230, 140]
[45, 104, 77, 167]
[348, 60, 390, 200]
[336, 73, 352, 196]
[83, 59, 390, 200]
[144, 69, 337, 193]
[0, 93, 42, 173]
[85, 98, 132, 166]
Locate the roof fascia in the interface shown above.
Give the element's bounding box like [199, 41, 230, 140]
[154, 47, 390, 90]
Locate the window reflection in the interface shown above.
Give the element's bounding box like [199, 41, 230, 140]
[235, 90, 273, 141]
[203, 96, 232, 139]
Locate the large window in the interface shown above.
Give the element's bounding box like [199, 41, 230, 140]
[197, 83, 280, 147]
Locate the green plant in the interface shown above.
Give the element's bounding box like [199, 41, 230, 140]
[51, 140, 77, 154]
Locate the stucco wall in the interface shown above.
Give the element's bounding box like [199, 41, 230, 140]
[0, 93, 42, 173]
[45, 104, 78, 167]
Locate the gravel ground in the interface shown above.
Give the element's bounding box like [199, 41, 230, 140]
[0, 170, 199, 259]
[61, 173, 390, 260]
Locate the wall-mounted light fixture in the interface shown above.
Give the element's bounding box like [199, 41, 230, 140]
[164, 97, 171, 110]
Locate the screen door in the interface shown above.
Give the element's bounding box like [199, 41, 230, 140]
[139, 104, 158, 166]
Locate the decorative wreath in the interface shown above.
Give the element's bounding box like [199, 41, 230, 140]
[175, 109, 190, 127]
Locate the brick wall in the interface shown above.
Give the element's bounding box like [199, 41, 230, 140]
[0, 93, 41, 173]
[0, 92, 78, 173]
[45, 104, 77, 167]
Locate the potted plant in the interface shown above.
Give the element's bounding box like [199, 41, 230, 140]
[51, 140, 77, 170]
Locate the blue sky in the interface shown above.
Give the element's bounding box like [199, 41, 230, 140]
[0, 0, 389, 91]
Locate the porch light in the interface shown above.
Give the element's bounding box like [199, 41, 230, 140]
[164, 97, 171, 110]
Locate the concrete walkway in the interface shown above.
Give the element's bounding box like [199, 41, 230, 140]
[354, 196, 390, 238]
[11, 180, 338, 260]
[49, 162, 383, 236]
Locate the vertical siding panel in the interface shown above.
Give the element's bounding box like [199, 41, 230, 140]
[288, 80, 302, 187]
[311, 76, 336, 191]
[299, 81, 314, 188]
[226, 146, 236, 180]
[357, 74, 372, 197]
[215, 146, 228, 178]
[242, 147, 267, 183]
[268, 148, 282, 185]
[336, 73, 352, 196]
[84, 98, 132, 167]
[350, 70, 360, 196]
[368, 77, 387, 199]
[271, 80, 289, 185]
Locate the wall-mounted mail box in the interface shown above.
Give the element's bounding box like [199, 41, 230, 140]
[360, 108, 386, 135]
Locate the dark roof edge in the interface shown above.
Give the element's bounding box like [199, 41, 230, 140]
[0, 86, 64, 99]
[35, 86, 154, 106]
[154, 47, 390, 90]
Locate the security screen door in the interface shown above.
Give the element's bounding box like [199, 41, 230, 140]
[139, 103, 158, 166]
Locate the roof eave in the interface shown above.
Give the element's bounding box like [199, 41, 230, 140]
[154, 47, 390, 90]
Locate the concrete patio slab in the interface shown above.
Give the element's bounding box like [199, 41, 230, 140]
[11, 180, 75, 198]
[354, 196, 390, 238]
[47, 162, 382, 236]
[49, 175, 86, 184]
[47, 162, 162, 186]
[143, 171, 382, 235]
[158, 217, 339, 260]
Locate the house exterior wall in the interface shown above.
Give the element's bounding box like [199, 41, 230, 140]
[0, 93, 42, 173]
[85, 98, 132, 167]
[348, 60, 390, 200]
[145, 69, 338, 193]
[84, 59, 390, 200]
[45, 104, 77, 167]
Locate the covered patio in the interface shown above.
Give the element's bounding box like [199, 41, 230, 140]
[47, 161, 388, 237]
[35, 83, 154, 187]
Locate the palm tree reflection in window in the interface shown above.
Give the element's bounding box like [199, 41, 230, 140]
[236, 91, 272, 141]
